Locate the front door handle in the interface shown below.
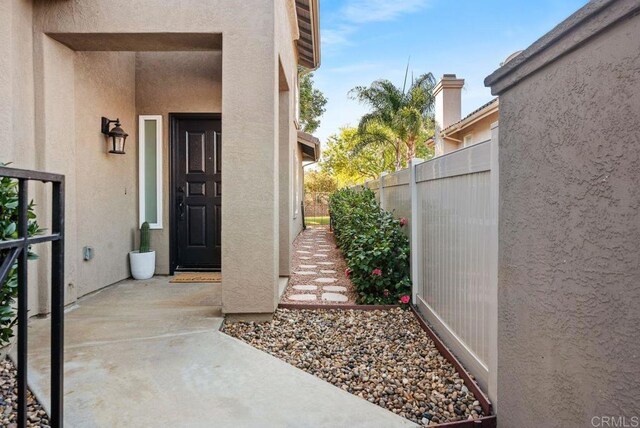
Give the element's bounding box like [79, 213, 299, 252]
[177, 195, 185, 220]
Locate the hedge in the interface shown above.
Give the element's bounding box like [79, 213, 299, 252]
[0, 163, 42, 347]
[329, 188, 411, 305]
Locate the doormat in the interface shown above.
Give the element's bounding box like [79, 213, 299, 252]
[170, 272, 222, 283]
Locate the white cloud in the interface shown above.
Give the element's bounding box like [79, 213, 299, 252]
[342, 0, 429, 24]
[322, 25, 356, 48]
[324, 62, 382, 74]
[322, 0, 430, 49]
[315, 0, 433, 144]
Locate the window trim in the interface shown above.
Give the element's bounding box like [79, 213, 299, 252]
[138, 115, 163, 229]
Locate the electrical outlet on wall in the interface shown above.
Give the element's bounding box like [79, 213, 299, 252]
[83, 246, 94, 261]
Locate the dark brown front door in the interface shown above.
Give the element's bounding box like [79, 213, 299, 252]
[170, 114, 221, 272]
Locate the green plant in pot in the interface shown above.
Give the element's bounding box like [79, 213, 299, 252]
[0, 163, 43, 355]
[129, 222, 155, 280]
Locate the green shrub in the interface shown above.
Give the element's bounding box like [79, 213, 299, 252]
[329, 188, 411, 305]
[0, 163, 42, 347]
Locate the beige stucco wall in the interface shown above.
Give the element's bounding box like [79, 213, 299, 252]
[135, 51, 222, 274]
[0, 0, 43, 314]
[74, 51, 138, 298]
[34, 36, 80, 309]
[489, 7, 640, 427]
[446, 112, 498, 153]
[0, 0, 35, 167]
[273, 0, 299, 305]
[434, 76, 463, 156]
[17, 0, 302, 315]
[1, 0, 303, 316]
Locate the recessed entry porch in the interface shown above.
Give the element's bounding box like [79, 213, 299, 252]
[43, 32, 226, 298]
[40, 26, 293, 316]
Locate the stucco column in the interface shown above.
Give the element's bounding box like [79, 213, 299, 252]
[0, 0, 37, 169]
[221, 26, 280, 316]
[0, 1, 13, 158]
[33, 35, 79, 310]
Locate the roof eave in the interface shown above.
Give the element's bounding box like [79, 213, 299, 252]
[297, 130, 321, 162]
[295, 0, 321, 70]
[442, 99, 500, 136]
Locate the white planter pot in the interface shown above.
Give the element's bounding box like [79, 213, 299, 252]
[129, 250, 156, 280]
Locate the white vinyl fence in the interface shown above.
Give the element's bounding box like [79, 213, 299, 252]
[356, 123, 498, 404]
[380, 169, 412, 237]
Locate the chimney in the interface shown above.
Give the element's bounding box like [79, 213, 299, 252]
[433, 74, 464, 156]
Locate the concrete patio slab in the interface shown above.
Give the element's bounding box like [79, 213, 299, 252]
[25, 277, 415, 427]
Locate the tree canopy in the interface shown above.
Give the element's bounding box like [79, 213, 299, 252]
[299, 68, 328, 134]
[349, 67, 436, 170]
[310, 66, 436, 188]
[304, 169, 338, 194]
[320, 127, 397, 187]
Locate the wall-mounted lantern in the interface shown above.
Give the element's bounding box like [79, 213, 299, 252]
[101, 117, 129, 154]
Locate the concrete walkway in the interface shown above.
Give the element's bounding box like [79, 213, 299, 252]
[26, 277, 415, 427]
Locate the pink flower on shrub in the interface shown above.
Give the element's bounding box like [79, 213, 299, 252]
[345, 268, 352, 278]
[372, 268, 382, 276]
[399, 217, 408, 227]
[400, 295, 410, 304]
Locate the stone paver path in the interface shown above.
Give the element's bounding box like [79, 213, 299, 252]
[282, 226, 356, 304]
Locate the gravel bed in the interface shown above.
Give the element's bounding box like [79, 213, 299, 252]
[282, 226, 357, 304]
[0, 358, 49, 427]
[223, 308, 485, 425]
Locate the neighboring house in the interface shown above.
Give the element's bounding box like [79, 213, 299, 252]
[429, 75, 499, 157]
[0, 0, 320, 318]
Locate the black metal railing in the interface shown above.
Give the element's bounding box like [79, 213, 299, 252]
[0, 166, 65, 428]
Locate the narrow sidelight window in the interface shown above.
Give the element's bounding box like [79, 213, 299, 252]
[139, 115, 163, 229]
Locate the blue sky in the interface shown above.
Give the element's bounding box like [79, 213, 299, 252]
[313, 0, 588, 144]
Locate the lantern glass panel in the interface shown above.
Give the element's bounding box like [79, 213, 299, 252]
[113, 135, 125, 153]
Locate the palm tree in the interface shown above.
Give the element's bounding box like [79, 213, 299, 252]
[349, 65, 436, 170]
